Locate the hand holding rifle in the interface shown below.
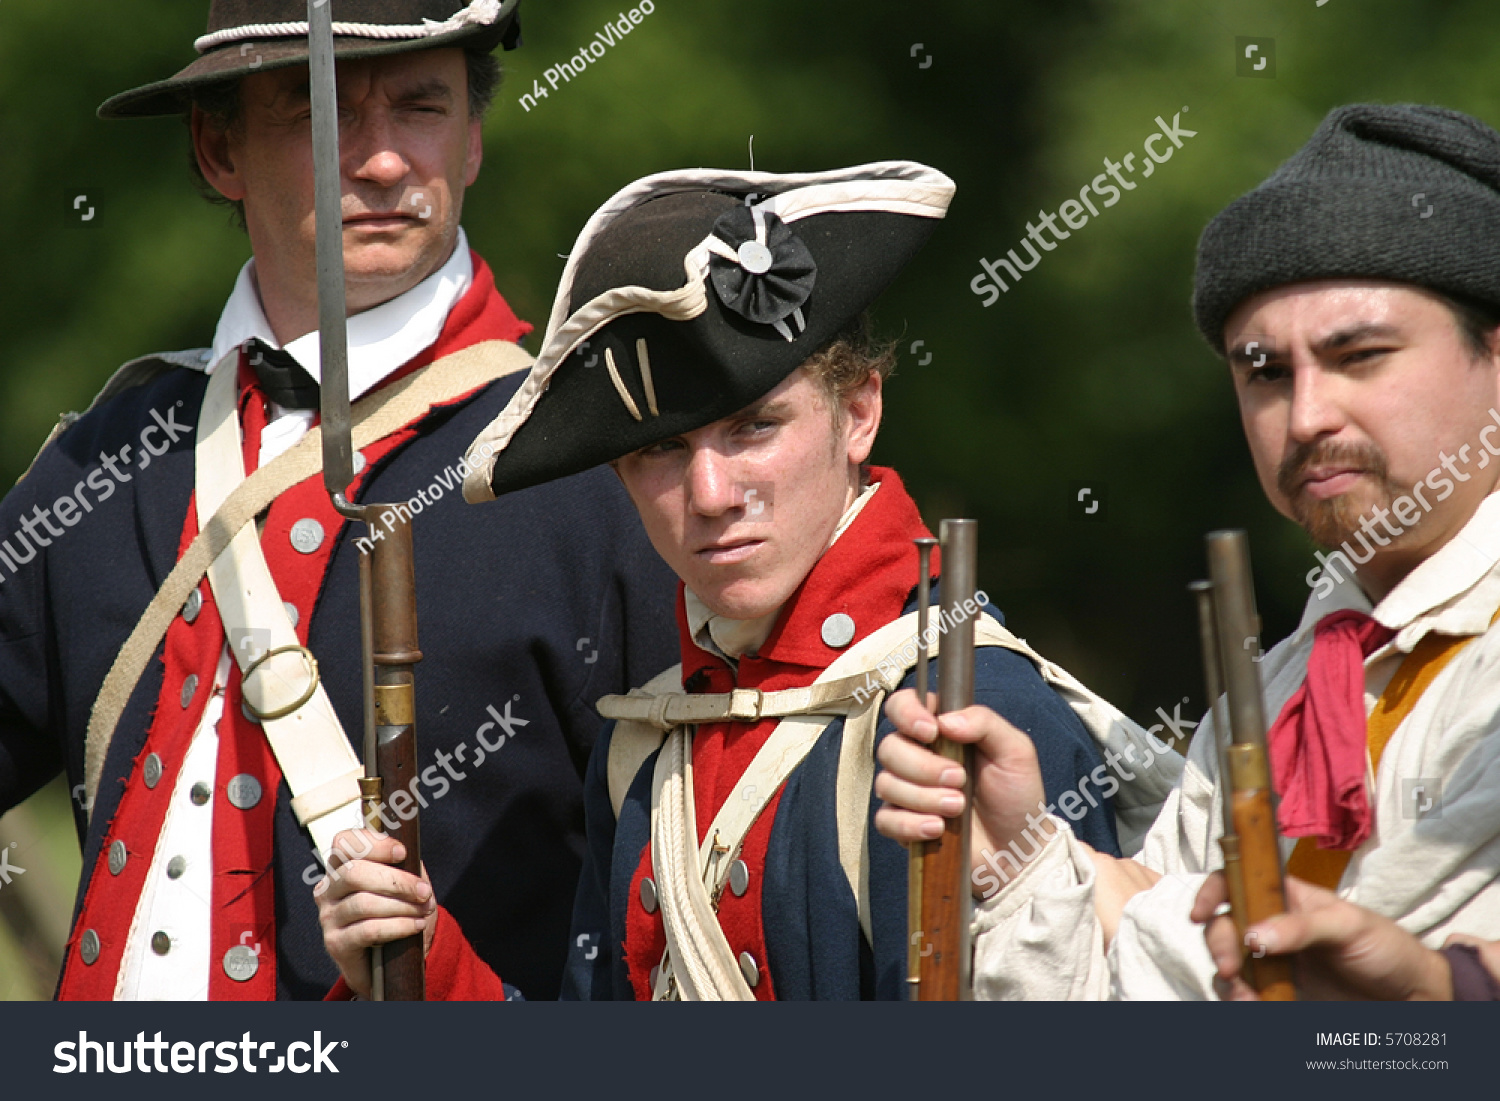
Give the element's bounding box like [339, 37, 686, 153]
[316, 829, 437, 999]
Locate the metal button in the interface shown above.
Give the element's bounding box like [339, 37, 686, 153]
[226, 774, 262, 811]
[738, 240, 774, 275]
[180, 674, 199, 708]
[190, 782, 211, 806]
[821, 612, 856, 649]
[143, 753, 163, 789]
[738, 951, 760, 988]
[223, 945, 259, 983]
[352, 451, 367, 475]
[640, 876, 659, 914]
[241, 701, 261, 724]
[283, 601, 300, 628]
[151, 931, 171, 956]
[290, 518, 325, 554]
[167, 855, 187, 880]
[181, 589, 203, 624]
[107, 840, 128, 876]
[79, 929, 100, 965]
[729, 859, 750, 897]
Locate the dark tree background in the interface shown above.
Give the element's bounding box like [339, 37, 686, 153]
[3, 0, 1496, 995]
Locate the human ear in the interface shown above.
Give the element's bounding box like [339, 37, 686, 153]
[191, 107, 248, 202]
[843, 370, 883, 465]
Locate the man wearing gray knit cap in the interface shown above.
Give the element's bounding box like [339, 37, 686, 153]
[873, 103, 1500, 1000]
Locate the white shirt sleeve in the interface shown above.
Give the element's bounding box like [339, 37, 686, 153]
[970, 710, 1227, 1000]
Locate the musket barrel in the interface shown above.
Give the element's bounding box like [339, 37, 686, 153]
[357, 552, 385, 1000]
[907, 537, 938, 993]
[1204, 531, 1295, 1001]
[916, 519, 977, 1001]
[1205, 532, 1271, 753]
[1188, 581, 1235, 845]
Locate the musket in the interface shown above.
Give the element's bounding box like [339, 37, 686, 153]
[1194, 530, 1295, 1001]
[906, 536, 937, 994]
[310, 0, 425, 1000]
[910, 520, 977, 1001]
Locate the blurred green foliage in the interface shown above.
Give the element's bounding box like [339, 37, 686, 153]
[3, 0, 1499, 995]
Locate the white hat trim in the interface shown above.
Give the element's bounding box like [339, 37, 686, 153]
[194, 0, 503, 53]
[461, 161, 955, 503]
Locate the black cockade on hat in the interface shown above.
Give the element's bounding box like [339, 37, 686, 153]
[708, 202, 817, 341]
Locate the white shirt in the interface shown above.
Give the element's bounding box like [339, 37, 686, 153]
[118, 234, 474, 1000]
[971, 491, 1500, 1000]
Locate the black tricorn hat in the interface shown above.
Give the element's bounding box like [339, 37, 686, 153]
[461, 161, 955, 502]
[98, 0, 521, 120]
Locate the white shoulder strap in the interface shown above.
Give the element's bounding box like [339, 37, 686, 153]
[82, 339, 535, 822]
[605, 664, 683, 818]
[649, 727, 757, 1000]
[614, 604, 1180, 979]
[194, 353, 364, 858]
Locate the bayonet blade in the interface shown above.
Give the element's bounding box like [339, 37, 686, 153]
[309, 0, 355, 500]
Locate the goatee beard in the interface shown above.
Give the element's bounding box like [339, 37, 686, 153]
[1276, 438, 1405, 548]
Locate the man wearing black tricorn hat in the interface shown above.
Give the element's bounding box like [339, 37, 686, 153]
[317, 162, 1183, 999]
[0, 0, 678, 1001]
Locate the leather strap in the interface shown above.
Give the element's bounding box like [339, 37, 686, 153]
[83, 339, 534, 817]
[649, 727, 757, 1001]
[606, 664, 683, 818]
[596, 671, 894, 729]
[194, 354, 363, 858]
[643, 613, 1019, 997]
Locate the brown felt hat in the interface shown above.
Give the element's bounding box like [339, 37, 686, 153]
[98, 0, 522, 120]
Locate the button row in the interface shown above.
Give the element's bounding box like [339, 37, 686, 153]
[78, 927, 260, 982]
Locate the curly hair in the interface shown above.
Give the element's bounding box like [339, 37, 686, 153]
[187, 47, 502, 230]
[799, 312, 897, 428]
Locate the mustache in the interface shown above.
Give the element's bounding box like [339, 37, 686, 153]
[1275, 438, 1389, 500]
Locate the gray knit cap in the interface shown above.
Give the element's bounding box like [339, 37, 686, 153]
[1193, 103, 1500, 351]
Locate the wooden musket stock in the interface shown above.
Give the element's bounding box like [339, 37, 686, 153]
[366, 511, 426, 1001]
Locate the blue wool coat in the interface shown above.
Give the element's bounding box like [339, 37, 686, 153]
[0, 355, 679, 1000]
[561, 593, 1121, 1001]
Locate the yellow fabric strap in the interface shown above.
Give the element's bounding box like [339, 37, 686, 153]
[1287, 607, 1500, 889]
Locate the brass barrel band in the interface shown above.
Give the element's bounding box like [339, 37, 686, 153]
[1226, 743, 1271, 791]
[373, 683, 416, 726]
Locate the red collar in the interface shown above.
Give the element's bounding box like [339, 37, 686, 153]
[675, 466, 940, 690]
[235, 250, 531, 408]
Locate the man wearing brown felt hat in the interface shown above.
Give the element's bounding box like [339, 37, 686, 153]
[0, 0, 679, 1001]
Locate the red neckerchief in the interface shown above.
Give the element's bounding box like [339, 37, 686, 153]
[624, 466, 939, 1000]
[1267, 609, 1394, 850]
[58, 255, 528, 1001]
